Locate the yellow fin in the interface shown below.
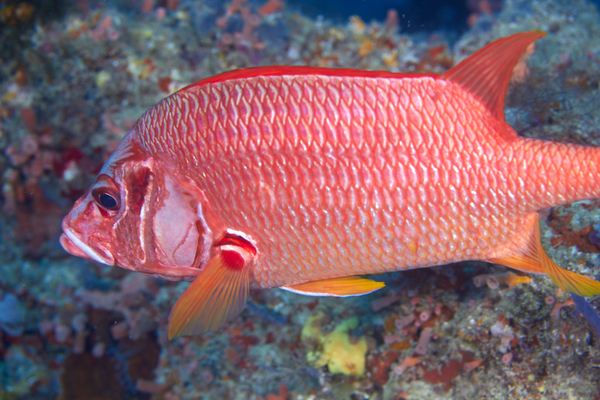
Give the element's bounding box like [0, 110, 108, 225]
[541, 252, 600, 297]
[489, 217, 600, 297]
[168, 249, 251, 339]
[281, 276, 385, 297]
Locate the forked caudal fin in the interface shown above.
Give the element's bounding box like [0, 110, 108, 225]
[489, 216, 600, 297]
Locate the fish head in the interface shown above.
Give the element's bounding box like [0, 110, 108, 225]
[60, 130, 213, 280]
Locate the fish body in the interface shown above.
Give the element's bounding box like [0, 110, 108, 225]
[132, 67, 590, 285]
[60, 32, 600, 338]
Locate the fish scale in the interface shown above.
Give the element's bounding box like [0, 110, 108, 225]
[60, 31, 600, 337]
[135, 74, 525, 287]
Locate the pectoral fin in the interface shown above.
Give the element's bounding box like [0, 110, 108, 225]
[489, 216, 600, 297]
[168, 246, 253, 339]
[281, 276, 385, 297]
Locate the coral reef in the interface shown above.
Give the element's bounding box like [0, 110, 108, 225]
[1, 0, 600, 399]
[302, 312, 368, 376]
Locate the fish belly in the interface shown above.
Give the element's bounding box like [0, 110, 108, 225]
[139, 74, 536, 288]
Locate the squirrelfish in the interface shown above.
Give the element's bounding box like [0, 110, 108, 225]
[60, 31, 600, 339]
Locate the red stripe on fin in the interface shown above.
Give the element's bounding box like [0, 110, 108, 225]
[168, 249, 252, 339]
[489, 215, 600, 297]
[442, 31, 547, 122]
[281, 276, 385, 297]
[182, 66, 437, 91]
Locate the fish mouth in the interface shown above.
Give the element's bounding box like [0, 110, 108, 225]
[60, 229, 115, 266]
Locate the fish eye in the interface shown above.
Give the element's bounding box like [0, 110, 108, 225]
[92, 188, 120, 211]
[99, 192, 118, 209]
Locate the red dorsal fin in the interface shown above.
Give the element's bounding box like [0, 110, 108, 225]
[442, 31, 547, 121]
[182, 66, 435, 91]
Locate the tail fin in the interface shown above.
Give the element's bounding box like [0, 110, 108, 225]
[489, 215, 600, 297]
[542, 253, 600, 297]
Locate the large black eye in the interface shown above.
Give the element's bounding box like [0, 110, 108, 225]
[92, 189, 120, 211]
[99, 193, 118, 209]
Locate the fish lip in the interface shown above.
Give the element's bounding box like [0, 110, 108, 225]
[60, 228, 115, 266]
[60, 233, 88, 259]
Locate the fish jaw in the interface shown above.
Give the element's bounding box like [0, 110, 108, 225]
[60, 194, 117, 266]
[60, 229, 114, 266]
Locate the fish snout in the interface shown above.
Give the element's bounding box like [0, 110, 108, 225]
[60, 232, 88, 259]
[60, 217, 115, 266]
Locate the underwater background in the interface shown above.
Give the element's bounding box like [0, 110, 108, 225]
[1, 0, 600, 398]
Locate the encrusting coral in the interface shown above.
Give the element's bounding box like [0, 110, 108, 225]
[301, 311, 368, 376]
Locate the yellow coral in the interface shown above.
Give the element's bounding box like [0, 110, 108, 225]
[95, 71, 111, 88]
[302, 312, 367, 376]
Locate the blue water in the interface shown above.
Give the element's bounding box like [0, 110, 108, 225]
[292, 0, 470, 32]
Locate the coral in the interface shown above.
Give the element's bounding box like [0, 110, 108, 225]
[75, 273, 161, 340]
[550, 298, 575, 319]
[371, 290, 401, 311]
[258, 0, 284, 16]
[414, 327, 433, 355]
[395, 313, 416, 330]
[421, 351, 476, 391]
[0, 345, 51, 398]
[0, 294, 25, 336]
[490, 315, 515, 353]
[2, 0, 600, 398]
[257, 384, 288, 400]
[394, 356, 421, 376]
[548, 213, 600, 254]
[302, 312, 368, 376]
[59, 334, 160, 400]
[214, 0, 282, 51]
[0, 2, 36, 26]
[367, 350, 399, 386]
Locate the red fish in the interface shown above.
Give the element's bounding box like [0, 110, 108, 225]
[60, 31, 600, 339]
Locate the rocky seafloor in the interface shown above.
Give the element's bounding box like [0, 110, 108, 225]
[1, 0, 600, 399]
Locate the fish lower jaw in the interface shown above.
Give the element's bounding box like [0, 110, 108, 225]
[60, 229, 115, 266]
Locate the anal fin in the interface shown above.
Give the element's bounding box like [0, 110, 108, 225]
[168, 247, 252, 339]
[281, 276, 385, 297]
[489, 216, 600, 297]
